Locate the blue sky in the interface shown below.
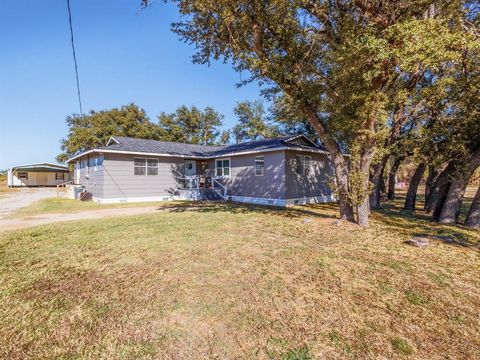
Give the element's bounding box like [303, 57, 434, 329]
[0, 0, 262, 169]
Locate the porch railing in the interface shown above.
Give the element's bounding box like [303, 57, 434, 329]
[212, 177, 227, 201]
[56, 180, 74, 197]
[179, 176, 200, 190]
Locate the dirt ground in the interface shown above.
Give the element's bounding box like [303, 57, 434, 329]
[0, 187, 57, 219]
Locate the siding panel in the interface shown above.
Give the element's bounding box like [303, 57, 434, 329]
[210, 151, 286, 199]
[284, 151, 334, 199]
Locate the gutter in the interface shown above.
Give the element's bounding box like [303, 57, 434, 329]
[66, 146, 330, 163]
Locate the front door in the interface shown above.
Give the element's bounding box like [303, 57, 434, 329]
[184, 160, 196, 177]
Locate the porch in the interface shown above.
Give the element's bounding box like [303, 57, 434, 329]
[177, 175, 228, 201]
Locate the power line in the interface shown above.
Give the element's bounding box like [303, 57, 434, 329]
[66, 0, 83, 115]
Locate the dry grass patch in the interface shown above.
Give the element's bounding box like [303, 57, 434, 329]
[8, 197, 192, 218]
[0, 199, 478, 359]
[0, 174, 16, 197]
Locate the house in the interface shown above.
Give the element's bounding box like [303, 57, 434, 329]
[65, 134, 336, 206]
[7, 163, 71, 187]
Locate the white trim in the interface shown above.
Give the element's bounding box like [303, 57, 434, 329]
[284, 194, 336, 206]
[133, 157, 160, 176]
[215, 157, 231, 178]
[254, 155, 265, 176]
[229, 196, 286, 206]
[90, 193, 335, 206]
[66, 146, 330, 164]
[66, 149, 206, 163]
[92, 195, 176, 204]
[283, 134, 320, 148]
[106, 136, 120, 146]
[229, 194, 335, 207]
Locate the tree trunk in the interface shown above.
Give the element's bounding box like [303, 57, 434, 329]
[437, 177, 468, 223]
[331, 154, 355, 221]
[438, 150, 480, 224]
[370, 157, 388, 209]
[432, 182, 450, 221]
[301, 105, 355, 222]
[424, 166, 438, 205]
[357, 196, 370, 227]
[387, 157, 402, 200]
[465, 187, 480, 228]
[356, 143, 376, 227]
[404, 163, 426, 211]
[425, 162, 455, 213]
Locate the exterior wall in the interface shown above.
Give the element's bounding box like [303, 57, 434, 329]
[71, 149, 335, 206]
[208, 151, 286, 199]
[75, 155, 104, 199]
[85, 153, 186, 202]
[284, 150, 335, 201]
[7, 170, 71, 187]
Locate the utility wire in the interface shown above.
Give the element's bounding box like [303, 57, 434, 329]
[66, 0, 83, 115]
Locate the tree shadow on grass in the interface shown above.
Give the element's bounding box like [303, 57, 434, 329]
[153, 201, 339, 221]
[373, 202, 479, 248]
[152, 197, 479, 248]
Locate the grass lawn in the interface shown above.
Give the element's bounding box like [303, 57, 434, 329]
[9, 198, 190, 218]
[0, 196, 479, 358]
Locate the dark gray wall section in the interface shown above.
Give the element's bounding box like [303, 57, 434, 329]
[208, 151, 286, 199]
[284, 150, 334, 199]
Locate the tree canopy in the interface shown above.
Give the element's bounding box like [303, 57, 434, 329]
[231, 100, 280, 143]
[155, 0, 478, 226]
[57, 103, 160, 162]
[157, 105, 224, 145]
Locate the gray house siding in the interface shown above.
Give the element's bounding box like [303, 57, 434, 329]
[100, 153, 183, 200]
[284, 150, 335, 201]
[205, 151, 286, 201]
[77, 155, 104, 199]
[73, 147, 335, 205]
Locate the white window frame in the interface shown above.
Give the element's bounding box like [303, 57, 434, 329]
[134, 157, 159, 176]
[215, 158, 231, 177]
[18, 171, 28, 180]
[254, 156, 265, 176]
[295, 155, 312, 176]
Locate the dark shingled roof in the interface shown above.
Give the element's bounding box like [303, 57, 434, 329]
[99, 137, 220, 157]
[99, 135, 326, 158]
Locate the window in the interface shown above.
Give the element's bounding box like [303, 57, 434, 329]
[18, 171, 28, 179]
[255, 156, 264, 176]
[134, 158, 158, 176]
[55, 172, 65, 180]
[147, 159, 159, 175]
[93, 156, 103, 172]
[215, 159, 230, 177]
[295, 155, 311, 175]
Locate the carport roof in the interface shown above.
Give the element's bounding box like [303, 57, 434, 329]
[11, 163, 69, 172]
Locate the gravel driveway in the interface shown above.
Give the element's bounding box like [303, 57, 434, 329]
[0, 188, 57, 219]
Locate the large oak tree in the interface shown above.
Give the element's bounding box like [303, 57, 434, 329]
[148, 0, 469, 226]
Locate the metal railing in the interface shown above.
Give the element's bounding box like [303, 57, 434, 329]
[180, 176, 200, 190]
[212, 177, 227, 201]
[56, 179, 74, 197]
